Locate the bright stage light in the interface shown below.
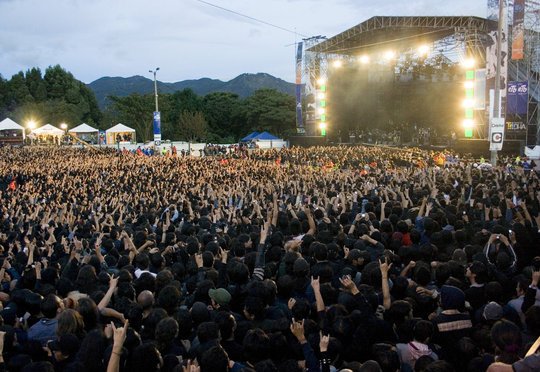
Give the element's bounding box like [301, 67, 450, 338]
[359, 55, 370, 64]
[384, 50, 395, 60]
[464, 81, 474, 89]
[462, 58, 475, 68]
[462, 99, 474, 108]
[319, 122, 327, 130]
[318, 92, 326, 100]
[332, 60, 343, 68]
[317, 77, 326, 86]
[418, 45, 430, 55]
[27, 120, 36, 129]
[318, 107, 326, 115]
[462, 119, 475, 128]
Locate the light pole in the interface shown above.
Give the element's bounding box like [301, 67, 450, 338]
[149, 67, 160, 112]
[149, 67, 161, 146]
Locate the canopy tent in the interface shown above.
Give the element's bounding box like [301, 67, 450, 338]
[69, 123, 99, 144]
[105, 123, 136, 144]
[252, 131, 279, 141]
[0, 118, 25, 143]
[69, 123, 98, 133]
[31, 124, 64, 136]
[240, 132, 260, 142]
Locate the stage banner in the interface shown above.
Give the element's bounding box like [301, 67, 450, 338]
[153, 111, 161, 146]
[505, 115, 527, 138]
[295, 42, 305, 133]
[486, 0, 508, 110]
[507, 81, 528, 114]
[512, 0, 525, 60]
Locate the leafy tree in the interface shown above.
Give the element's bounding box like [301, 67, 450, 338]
[175, 110, 208, 142]
[7, 72, 32, 106]
[202, 92, 244, 141]
[25, 68, 47, 102]
[240, 89, 295, 137]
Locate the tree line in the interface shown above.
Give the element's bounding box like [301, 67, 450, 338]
[0, 65, 297, 143]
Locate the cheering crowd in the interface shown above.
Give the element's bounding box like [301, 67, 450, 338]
[0, 145, 539, 372]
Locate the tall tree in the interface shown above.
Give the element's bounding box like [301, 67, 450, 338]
[241, 89, 296, 137]
[202, 92, 243, 141]
[25, 68, 47, 102]
[175, 110, 208, 142]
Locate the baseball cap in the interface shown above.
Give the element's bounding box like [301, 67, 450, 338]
[208, 288, 231, 306]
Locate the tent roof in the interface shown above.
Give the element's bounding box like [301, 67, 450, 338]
[106, 123, 135, 133]
[0, 118, 24, 131]
[69, 123, 98, 133]
[32, 124, 64, 136]
[253, 131, 279, 140]
[240, 131, 260, 142]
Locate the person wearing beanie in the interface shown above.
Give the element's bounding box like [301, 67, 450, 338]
[431, 285, 472, 360]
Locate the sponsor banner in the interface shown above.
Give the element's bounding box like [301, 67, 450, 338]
[512, 0, 525, 60]
[507, 81, 528, 114]
[490, 117, 505, 151]
[486, 0, 508, 112]
[153, 111, 161, 145]
[295, 42, 304, 130]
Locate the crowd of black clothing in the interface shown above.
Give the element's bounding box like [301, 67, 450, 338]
[0, 145, 539, 372]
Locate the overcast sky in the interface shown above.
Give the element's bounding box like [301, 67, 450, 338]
[0, 0, 487, 84]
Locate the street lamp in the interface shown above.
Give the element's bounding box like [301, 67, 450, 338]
[60, 123, 68, 132]
[149, 67, 160, 112]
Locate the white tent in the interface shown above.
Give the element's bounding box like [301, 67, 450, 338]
[0, 118, 25, 142]
[106, 123, 135, 144]
[69, 123, 98, 133]
[31, 124, 64, 136]
[0, 118, 24, 131]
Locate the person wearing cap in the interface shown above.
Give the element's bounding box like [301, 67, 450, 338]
[208, 288, 231, 310]
[431, 285, 472, 360]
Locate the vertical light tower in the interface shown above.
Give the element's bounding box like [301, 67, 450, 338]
[317, 77, 327, 136]
[149, 67, 161, 146]
[463, 58, 475, 138]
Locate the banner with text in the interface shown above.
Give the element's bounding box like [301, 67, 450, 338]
[507, 81, 528, 114]
[153, 111, 161, 145]
[490, 117, 505, 151]
[295, 42, 305, 134]
[512, 0, 525, 60]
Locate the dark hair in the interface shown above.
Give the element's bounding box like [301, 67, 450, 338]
[413, 320, 434, 343]
[77, 297, 99, 332]
[130, 343, 162, 372]
[197, 321, 220, 343]
[155, 317, 179, 353]
[243, 328, 270, 364]
[215, 311, 236, 341]
[41, 294, 61, 319]
[491, 320, 522, 364]
[157, 285, 181, 315]
[199, 346, 228, 372]
[371, 343, 400, 372]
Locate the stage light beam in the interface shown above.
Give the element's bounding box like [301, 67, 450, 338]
[359, 55, 370, 64]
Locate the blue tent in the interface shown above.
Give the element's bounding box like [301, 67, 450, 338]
[252, 131, 279, 140]
[240, 131, 259, 142]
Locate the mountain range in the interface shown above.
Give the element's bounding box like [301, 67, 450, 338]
[87, 72, 295, 108]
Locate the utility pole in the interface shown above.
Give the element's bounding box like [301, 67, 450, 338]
[491, 0, 504, 165]
[149, 67, 161, 146]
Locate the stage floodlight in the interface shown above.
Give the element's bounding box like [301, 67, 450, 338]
[462, 58, 475, 69]
[318, 107, 326, 115]
[464, 81, 474, 89]
[418, 45, 429, 56]
[462, 99, 474, 108]
[463, 119, 474, 128]
[359, 55, 370, 64]
[318, 92, 326, 100]
[332, 60, 343, 68]
[384, 50, 395, 60]
[317, 78, 326, 86]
